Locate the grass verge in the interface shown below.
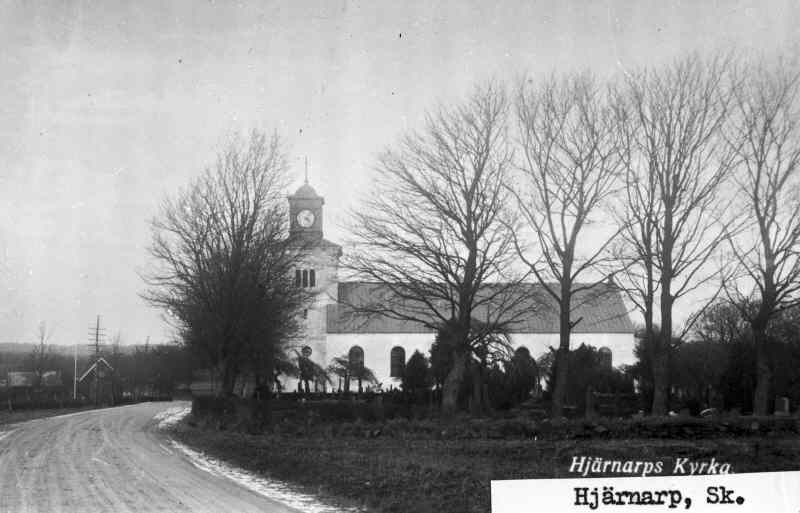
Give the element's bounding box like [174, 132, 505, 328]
[170, 415, 800, 513]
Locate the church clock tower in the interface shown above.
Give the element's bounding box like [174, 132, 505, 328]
[285, 174, 342, 394]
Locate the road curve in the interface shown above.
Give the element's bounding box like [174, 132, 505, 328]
[0, 401, 297, 513]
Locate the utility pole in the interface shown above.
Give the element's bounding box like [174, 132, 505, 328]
[73, 342, 77, 400]
[87, 315, 105, 406]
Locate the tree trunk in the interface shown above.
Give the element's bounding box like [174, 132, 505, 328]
[585, 386, 596, 420]
[470, 361, 484, 416]
[441, 351, 468, 417]
[253, 373, 263, 400]
[220, 362, 238, 397]
[551, 295, 572, 418]
[551, 346, 569, 418]
[652, 271, 673, 416]
[651, 350, 669, 416]
[752, 326, 771, 415]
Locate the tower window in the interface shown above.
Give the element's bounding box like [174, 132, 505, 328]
[295, 269, 317, 288]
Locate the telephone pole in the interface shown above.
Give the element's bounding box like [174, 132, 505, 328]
[73, 342, 77, 400]
[87, 315, 106, 405]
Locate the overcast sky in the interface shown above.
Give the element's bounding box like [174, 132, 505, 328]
[0, 0, 797, 346]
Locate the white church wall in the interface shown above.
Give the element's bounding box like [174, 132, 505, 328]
[325, 333, 435, 390]
[323, 331, 635, 391]
[507, 333, 636, 367]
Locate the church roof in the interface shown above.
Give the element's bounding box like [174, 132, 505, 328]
[326, 282, 634, 335]
[319, 238, 342, 249]
[287, 236, 342, 252]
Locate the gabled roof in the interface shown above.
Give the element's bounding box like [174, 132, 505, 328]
[7, 371, 37, 387]
[319, 238, 342, 250]
[78, 358, 115, 383]
[326, 281, 634, 334]
[4, 371, 61, 387]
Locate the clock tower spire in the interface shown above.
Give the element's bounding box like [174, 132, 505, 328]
[288, 176, 324, 243]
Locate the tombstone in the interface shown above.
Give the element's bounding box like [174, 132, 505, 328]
[774, 396, 790, 417]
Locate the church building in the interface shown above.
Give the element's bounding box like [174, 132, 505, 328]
[286, 181, 635, 392]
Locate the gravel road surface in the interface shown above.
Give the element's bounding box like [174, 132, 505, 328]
[0, 401, 297, 513]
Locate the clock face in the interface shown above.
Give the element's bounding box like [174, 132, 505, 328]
[296, 209, 315, 228]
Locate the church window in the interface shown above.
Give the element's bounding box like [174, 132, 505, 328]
[348, 345, 364, 370]
[598, 347, 612, 368]
[295, 269, 316, 288]
[390, 346, 405, 378]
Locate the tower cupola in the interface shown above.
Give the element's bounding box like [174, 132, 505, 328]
[288, 177, 324, 242]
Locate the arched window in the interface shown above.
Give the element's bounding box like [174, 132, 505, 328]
[598, 347, 612, 368]
[295, 269, 316, 288]
[390, 346, 406, 378]
[348, 345, 364, 370]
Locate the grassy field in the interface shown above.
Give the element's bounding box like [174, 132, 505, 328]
[171, 415, 800, 513]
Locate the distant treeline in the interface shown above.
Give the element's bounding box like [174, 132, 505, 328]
[0, 343, 196, 402]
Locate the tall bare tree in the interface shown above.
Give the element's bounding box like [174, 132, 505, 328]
[611, 88, 663, 353]
[346, 83, 526, 416]
[617, 54, 738, 415]
[143, 130, 307, 396]
[513, 72, 625, 418]
[724, 58, 800, 415]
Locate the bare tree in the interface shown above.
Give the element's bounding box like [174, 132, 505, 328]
[724, 58, 800, 415]
[512, 72, 624, 418]
[30, 321, 53, 385]
[611, 88, 663, 354]
[142, 130, 307, 397]
[345, 83, 526, 416]
[617, 54, 738, 415]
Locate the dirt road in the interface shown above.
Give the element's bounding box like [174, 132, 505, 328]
[0, 401, 297, 513]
